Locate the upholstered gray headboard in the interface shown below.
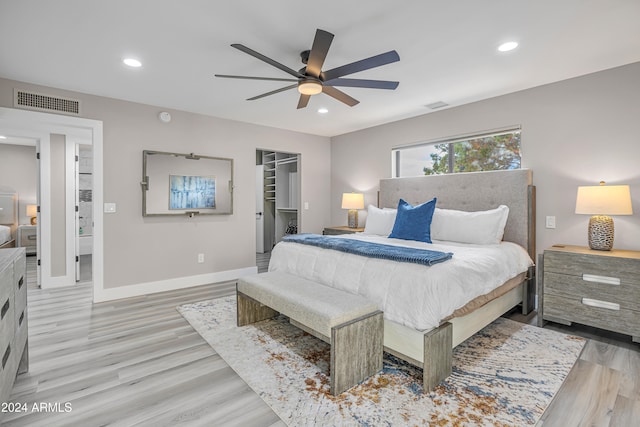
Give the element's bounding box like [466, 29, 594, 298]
[379, 169, 535, 258]
[0, 192, 17, 225]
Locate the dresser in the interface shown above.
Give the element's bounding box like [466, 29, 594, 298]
[0, 248, 28, 409]
[538, 244, 640, 342]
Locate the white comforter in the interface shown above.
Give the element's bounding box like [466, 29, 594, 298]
[268, 234, 533, 331]
[0, 225, 11, 245]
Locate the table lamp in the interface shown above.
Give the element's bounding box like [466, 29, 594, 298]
[575, 181, 632, 251]
[26, 204, 37, 225]
[341, 193, 364, 228]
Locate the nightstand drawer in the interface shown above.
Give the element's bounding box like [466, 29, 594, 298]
[544, 271, 640, 311]
[545, 251, 640, 285]
[544, 293, 639, 336]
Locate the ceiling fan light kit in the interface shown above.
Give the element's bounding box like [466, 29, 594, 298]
[298, 80, 323, 95]
[216, 28, 399, 109]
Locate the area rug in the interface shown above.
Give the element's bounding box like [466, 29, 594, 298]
[177, 296, 585, 426]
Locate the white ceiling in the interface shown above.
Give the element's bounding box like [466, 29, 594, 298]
[1, 0, 639, 137]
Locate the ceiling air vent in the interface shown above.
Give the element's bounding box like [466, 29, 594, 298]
[14, 89, 80, 116]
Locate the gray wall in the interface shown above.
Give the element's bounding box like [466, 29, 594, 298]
[331, 62, 640, 254]
[0, 77, 331, 290]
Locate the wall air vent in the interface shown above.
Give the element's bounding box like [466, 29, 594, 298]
[14, 88, 80, 116]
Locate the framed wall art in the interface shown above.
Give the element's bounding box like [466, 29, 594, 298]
[141, 150, 233, 216]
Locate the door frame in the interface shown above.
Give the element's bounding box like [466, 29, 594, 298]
[0, 107, 103, 295]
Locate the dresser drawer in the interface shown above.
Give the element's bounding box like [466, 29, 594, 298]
[14, 306, 27, 354]
[14, 277, 27, 325]
[545, 251, 640, 285]
[543, 293, 639, 337]
[0, 266, 11, 311]
[0, 294, 15, 350]
[0, 341, 17, 404]
[544, 271, 640, 311]
[13, 251, 26, 282]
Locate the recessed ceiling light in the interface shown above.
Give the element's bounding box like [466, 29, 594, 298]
[318, 108, 329, 114]
[123, 58, 142, 68]
[498, 41, 518, 52]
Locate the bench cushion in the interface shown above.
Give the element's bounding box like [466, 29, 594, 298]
[238, 271, 379, 338]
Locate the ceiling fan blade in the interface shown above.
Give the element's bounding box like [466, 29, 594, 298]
[321, 50, 400, 81]
[231, 44, 304, 79]
[324, 78, 399, 90]
[305, 29, 334, 78]
[322, 86, 359, 107]
[215, 74, 299, 82]
[297, 94, 311, 109]
[247, 84, 298, 101]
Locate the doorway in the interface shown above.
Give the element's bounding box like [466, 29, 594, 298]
[256, 149, 300, 270]
[0, 107, 103, 298]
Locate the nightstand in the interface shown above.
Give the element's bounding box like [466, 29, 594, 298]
[17, 225, 37, 255]
[538, 244, 640, 342]
[322, 226, 365, 235]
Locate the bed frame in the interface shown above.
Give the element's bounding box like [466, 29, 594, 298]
[378, 169, 536, 390]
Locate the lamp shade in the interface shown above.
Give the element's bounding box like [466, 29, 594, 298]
[26, 204, 37, 217]
[575, 183, 633, 215]
[341, 193, 364, 210]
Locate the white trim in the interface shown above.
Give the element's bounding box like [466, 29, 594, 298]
[93, 266, 258, 302]
[391, 125, 522, 150]
[38, 133, 51, 287]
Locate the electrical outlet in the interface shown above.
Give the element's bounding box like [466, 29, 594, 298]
[197, 253, 204, 263]
[545, 216, 556, 229]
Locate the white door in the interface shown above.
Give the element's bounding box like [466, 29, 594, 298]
[74, 144, 80, 281]
[256, 165, 265, 253]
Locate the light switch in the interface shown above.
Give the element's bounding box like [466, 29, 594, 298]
[304, 202, 309, 210]
[545, 216, 556, 229]
[104, 203, 117, 213]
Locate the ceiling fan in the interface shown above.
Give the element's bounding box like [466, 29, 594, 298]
[215, 29, 400, 109]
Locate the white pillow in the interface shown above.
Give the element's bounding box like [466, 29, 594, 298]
[363, 205, 397, 236]
[430, 205, 509, 245]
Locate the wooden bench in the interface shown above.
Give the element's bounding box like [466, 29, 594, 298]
[236, 271, 383, 395]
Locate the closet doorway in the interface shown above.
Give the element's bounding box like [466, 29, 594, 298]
[256, 149, 300, 261]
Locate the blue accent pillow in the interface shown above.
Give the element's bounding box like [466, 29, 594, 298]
[388, 198, 437, 243]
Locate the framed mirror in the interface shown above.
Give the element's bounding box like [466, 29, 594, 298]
[141, 150, 233, 216]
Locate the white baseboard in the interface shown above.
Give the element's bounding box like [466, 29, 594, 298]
[92, 266, 258, 303]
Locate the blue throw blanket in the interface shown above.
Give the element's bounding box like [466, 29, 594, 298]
[282, 234, 453, 266]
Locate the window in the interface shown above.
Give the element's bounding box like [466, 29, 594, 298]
[392, 128, 521, 177]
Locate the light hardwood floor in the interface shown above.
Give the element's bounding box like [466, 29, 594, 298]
[4, 255, 639, 426]
[508, 308, 640, 427]
[4, 257, 284, 427]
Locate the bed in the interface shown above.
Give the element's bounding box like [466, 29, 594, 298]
[268, 169, 536, 390]
[0, 192, 18, 248]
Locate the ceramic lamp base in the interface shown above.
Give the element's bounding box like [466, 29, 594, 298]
[588, 215, 614, 251]
[347, 209, 359, 228]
